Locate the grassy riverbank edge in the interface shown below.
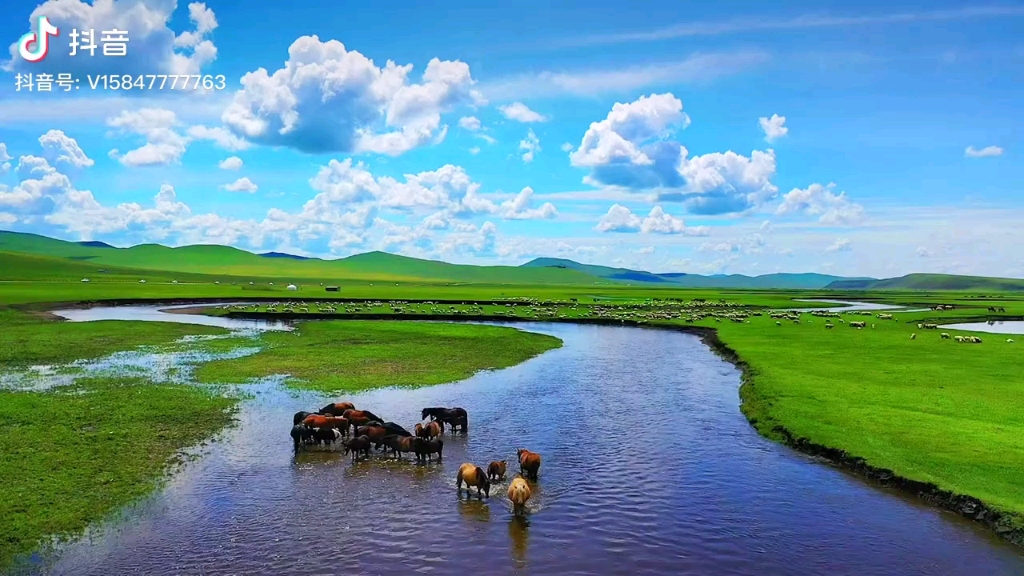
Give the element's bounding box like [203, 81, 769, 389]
[221, 309, 1024, 547]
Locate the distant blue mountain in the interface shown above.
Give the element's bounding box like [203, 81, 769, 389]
[260, 251, 311, 260]
[521, 257, 873, 289]
[77, 240, 114, 248]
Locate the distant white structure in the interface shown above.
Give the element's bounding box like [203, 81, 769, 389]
[81, 278, 90, 282]
[287, 284, 298, 291]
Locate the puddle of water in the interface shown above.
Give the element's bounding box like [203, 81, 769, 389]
[943, 321, 1024, 335]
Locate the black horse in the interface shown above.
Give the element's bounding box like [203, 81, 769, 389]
[344, 435, 373, 462]
[290, 424, 315, 452]
[379, 421, 413, 437]
[292, 411, 312, 426]
[421, 407, 468, 432]
[413, 437, 444, 463]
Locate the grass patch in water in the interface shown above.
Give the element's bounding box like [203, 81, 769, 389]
[0, 377, 236, 570]
[194, 320, 561, 392]
[0, 309, 229, 368]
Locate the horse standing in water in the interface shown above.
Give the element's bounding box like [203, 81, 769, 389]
[456, 463, 491, 499]
[507, 476, 532, 515]
[488, 460, 507, 481]
[517, 448, 541, 480]
[319, 402, 355, 416]
[421, 407, 469, 432]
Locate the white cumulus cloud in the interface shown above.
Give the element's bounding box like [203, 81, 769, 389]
[218, 156, 243, 170]
[39, 130, 94, 168]
[222, 177, 258, 193]
[221, 35, 483, 156]
[569, 93, 779, 215]
[498, 102, 548, 123]
[458, 116, 481, 131]
[964, 145, 1003, 158]
[776, 182, 865, 225]
[759, 114, 788, 142]
[107, 108, 188, 166]
[594, 204, 709, 235]
[500, 187, 557, 220]
[0, 143, 13, 175]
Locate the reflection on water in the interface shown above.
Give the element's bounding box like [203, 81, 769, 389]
[16, 322, 1022, 576]
[786, 299, 927, 313]
[944, 321, 1024, 335]
[50, 303, 293, 331]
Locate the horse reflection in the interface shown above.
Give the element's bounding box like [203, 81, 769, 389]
[457, 499, 491, 523]
[508, 516, 529, 567]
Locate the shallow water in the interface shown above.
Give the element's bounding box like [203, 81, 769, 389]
[17, 318, 1024, 576]
[787, 299, 927, 313]
[943, 321, 1024, 335]
[50, 303, 293, 331]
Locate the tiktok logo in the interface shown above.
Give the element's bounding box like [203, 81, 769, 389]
[18, 15, 60, 63]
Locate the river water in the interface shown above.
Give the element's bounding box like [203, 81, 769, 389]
[12, 305, 1024, 575]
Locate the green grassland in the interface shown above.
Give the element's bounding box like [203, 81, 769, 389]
[195, 320, 562, 392]
[0, 377, 237, 570]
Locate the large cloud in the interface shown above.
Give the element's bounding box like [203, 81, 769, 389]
[500, 187, 557, 220]
[39, 130, 94, 168]
[569, 93, 780, 215]
[5, 0, 217, 76]
[221, 36, 484, 155]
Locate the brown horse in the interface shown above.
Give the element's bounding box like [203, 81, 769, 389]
[457, 463, 490, 498]
[342, 409, 383, 428]
[303, 414, 348, 433]
[319, 402, 355, 416]
[487, 460, 507, 481]
[344, 435, 372, 462]
[507, 476, 531, 515]
[354, 425, 388, 449]
[416, 421, 441, 439]
[517, 448, 541, 480]
[381, 435, 416, 459]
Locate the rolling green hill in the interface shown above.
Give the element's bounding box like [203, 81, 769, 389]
[826, 273, 1024, 291]
[0, 231, 606, 285]
[522, 257, 870, 289]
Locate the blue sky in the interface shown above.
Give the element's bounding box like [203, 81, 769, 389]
[0, 0, 1021, 277]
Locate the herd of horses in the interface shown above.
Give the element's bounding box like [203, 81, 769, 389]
[288, 402, 541, 515]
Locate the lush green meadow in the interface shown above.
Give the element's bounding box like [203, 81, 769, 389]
[0, 377, 237, 569]
[195, 321, 561, 392]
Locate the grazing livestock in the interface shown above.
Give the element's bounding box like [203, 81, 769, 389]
[413, 437, 444, 463]
[293, 411, 312, 426]
[517, 448, 542, 480]
[825, 324, 834, 329]
[344, 435, 373, 462]
[849, 321, 866, 328]
[488, 460, 507, 481]
[319, 402, 355, 416]
[342, 409, 384, 428]
[507, 476, 532, 516]
[416, 421, 442, 439]
[918, 323, 923, 329]
[456, 463, 491, 499]
[290, 424, 314, 452]
[381, 435, 417, 459]
[911, 333, 916, 340]
[941, 333, 950, 339]
[1008, 339, 1015, 343]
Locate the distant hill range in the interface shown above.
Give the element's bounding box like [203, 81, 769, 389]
[521, 257, 874, 290]
[1, 230, 1022, 290]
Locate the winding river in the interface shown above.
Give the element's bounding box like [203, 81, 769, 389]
[15, 303, 1024, 575]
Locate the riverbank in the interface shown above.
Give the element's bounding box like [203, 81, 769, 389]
[0, 377, 237, 570]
